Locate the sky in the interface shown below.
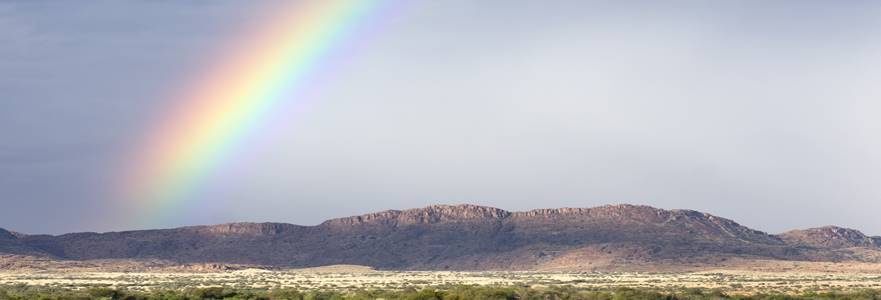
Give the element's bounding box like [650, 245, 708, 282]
[2, 0, 881, 235]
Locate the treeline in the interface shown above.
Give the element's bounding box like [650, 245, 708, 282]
[2, 286, 881, 300]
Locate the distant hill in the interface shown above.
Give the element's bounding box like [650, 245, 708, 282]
[779, 226, 881, 249]
[1, 204, 880, 271]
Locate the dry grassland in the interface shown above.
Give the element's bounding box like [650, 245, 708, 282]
[2, 265, 881, 294]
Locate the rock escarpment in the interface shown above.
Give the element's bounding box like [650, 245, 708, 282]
[1, 204, 879, 270]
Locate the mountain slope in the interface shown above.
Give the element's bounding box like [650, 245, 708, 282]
[1, 204, 879, 271]
[779, 226, 881, 249]
[0, 228, 52, 257]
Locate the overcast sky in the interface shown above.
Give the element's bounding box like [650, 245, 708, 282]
[2, 0, 881, 235]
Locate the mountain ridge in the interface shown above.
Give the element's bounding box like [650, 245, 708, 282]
[1, 203, 879, 271]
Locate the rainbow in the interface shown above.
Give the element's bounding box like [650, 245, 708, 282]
[119, 0, 382, 226]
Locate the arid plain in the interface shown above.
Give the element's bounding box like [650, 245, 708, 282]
[3, 265, 881, 295]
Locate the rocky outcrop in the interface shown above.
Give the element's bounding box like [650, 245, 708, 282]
[778, 226, 879, 249]
[193, 222, 303, 236]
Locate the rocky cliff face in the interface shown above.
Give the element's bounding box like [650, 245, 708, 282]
[193, 223, 303, 236]
[322, 204, 511, 227]
[1, 204, 879, 271]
